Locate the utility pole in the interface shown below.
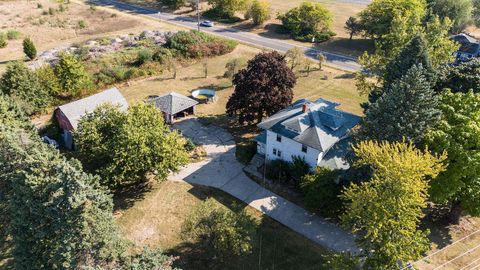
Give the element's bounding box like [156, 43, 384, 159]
[197, 0, 200, 31]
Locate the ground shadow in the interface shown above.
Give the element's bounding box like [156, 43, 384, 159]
[166, 184, 328, 270]
[256, 23, 292, 41]
[421, 206, 453, 249]
[113, 181, 153, 211]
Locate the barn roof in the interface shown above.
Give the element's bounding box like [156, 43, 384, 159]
[56, 87, 128, 129]
[149, 92, 198, 115]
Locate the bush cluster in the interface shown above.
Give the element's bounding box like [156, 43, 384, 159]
[300, 167, 342, 217]
[167, 30, 237, 58]
[266, 156, 310, 187]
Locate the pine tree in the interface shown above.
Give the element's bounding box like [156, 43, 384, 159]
[0, 61, 51, 115]
[0, 124, 127, 269]
[358, 65, 441, 145]
[22, 37, 37, 60]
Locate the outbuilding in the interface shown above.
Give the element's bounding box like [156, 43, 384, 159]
[149, 92, 198, 124]
[55, 87, 129, 149]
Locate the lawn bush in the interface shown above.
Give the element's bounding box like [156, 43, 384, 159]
[153, 48, 174, 64]
[0, 34, 6, 48]
[6, 30, 21, 40]
[167, 30, 237, 58]
[266, 159, 292, 183]
[135, 49, 153, 66]
[300, 167, 342, 217]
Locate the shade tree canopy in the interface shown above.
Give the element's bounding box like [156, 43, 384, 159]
[74, 103, 189, 188]
[226, 51, 296, 124]
[341, 140, 446, 269]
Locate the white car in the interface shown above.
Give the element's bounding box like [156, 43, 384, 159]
[200, 20, 214, 27]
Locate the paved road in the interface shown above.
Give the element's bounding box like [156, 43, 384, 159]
[90, 0, 362, 72]
[168, 118, 359, 253]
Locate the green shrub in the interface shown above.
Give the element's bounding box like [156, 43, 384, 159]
[167, 30, 237, 58]
[77, 20, 87, 29]
[300, 167, 342, 217]
[6, 30, 21, 40]
[48, 7, 55, 15]
[58, 4, 66, 12]
[23, 37, 37, 60]
[135, 49, 153, 66]
[35, 65, 62, 96]
[37, 3, 43, 8]
[266, 159, 291, 183]
[184, 138, 196, 152]
[294, 31, 336, 43]
[152, 48, 174, 64]
[290, 156, 310, 183]
[89, 5, 97, 12]
[0, 34, 7, 48]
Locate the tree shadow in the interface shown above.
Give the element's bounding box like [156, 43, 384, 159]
[256, 23, 292, 41]
[421, 206, 453, 249]
[112, 181, 153, 211]
[166, 184, 328, 270]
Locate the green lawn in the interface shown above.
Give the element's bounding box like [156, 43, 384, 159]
[115, 181, 330, 270]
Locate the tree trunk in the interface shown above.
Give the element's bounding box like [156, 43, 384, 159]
[449, 201, 464, 224]
[349, 33, 353, 41]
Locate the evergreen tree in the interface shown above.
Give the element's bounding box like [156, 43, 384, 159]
[55, 52, 92, 96]
[0, 124, 127, 269]
[341, 140, 446, 269]
[22, 37, 37, 60]
[436, 58, 480, 93]
[226, 51, 296, 124]
[358, 65, 441, 145]
[0, 61, 50, 115]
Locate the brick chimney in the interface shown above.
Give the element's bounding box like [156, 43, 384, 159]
[302, 104, 308, 113]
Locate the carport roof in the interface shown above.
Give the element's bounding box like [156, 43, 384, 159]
[150, 92, 198, 115]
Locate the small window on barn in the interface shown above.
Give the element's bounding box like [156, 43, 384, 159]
[301, 145, 307, 153]
[276, 134, 282, 142]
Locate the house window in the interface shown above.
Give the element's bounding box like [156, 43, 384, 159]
[273, 148, 277, 155]
[277, 150, 282, 157]
[301, 145, 308, 153]
[276, 134, 282, 142]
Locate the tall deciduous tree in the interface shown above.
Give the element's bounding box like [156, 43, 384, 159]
[0, 61, 50, 115]
[344, 16, 362, 40]
[181, 198, 257, 266]
[0, 124, 127, 269]
[284, 47, 306, 70]
[74, 103, 189, 188]
[427, 0, 473, 33]
[278, 2, 333, 41]
[426, 91, 480, 223]
[55, 52, 92, 96]
[207, 0, 248, 18]
[226, 51, 296, 124]
[245, 0, 271, 25]
[341, 140, 446, 269]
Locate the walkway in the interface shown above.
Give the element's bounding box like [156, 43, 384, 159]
[168, 118, 358, 253]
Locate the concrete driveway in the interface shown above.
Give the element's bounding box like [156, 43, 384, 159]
[168, 118, 358, 253]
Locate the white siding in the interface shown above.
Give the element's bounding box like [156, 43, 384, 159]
[264, 130, 322, 168]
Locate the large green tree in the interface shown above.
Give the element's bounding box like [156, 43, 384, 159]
[0, 61, 50, 115]
[426, 91, 480, 223]
[358, 0, 427, 39]
[55, 52, 93, 96]
[427, 0, 473, 33]
[278, 2, 333, 41]
[341, 140, 446, 269]
[436, 58, 480, 93]
[226, 51, 296, 124]
[0, 123, 127, 269]
[181, 198, 257, 266]
[358, 65, 441, 145]
[74, 103, 189, 188]
[207, 0, 248, 18]
[245, 0, 271, 25]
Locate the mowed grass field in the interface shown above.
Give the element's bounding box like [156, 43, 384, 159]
[116, 181, 330, 269]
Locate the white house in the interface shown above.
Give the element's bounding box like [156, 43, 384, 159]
[254, 98, 361, 170]
[55, 87, 129, 149]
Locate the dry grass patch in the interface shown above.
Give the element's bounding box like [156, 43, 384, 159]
[115, 180, 330, 269]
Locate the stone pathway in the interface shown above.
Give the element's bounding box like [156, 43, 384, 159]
[168, 118, 359, 253]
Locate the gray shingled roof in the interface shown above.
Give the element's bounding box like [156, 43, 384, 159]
[149, 92, 198, 115]
[57, 87, 129, 129]
[257, 98, 361, 152]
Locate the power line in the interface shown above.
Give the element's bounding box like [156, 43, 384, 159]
[401, 229, 480, 270]
[432, 242, 480, 270]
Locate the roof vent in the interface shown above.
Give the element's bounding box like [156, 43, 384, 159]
[302, 104, 309, 113]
